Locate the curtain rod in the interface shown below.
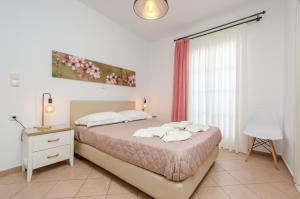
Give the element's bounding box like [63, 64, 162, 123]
[174, 10, 266, 42]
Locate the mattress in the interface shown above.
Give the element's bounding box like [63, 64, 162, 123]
[75, 119, 222, 182]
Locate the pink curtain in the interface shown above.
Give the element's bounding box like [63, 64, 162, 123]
[171, 38, 189, 122]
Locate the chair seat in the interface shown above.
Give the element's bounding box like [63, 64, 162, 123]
[244, 130, 282, 140]
[243, 111, 283, 140]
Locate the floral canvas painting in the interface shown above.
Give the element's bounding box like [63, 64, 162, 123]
[52, 51, 136, 87]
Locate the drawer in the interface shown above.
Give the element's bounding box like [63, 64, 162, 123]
[32, 131, 71, 152]
[32, 145, 70, 169]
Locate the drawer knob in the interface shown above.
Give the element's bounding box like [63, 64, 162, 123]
[47, 154, 59, 159]
[48, 138, 60, 143]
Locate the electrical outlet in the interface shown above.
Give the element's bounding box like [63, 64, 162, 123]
[9, 114, 17, 121]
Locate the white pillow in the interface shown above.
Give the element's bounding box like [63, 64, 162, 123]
[119, 110, 152, 121]
[75, 112, 127, 127]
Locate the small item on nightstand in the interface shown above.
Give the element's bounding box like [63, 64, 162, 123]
[37, 93, 55, 131]
[142, 97, 147, 111]
[22, 125, 74, 182]
[152, 115, 158, 118]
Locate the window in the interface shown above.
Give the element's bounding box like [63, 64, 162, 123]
[188, 25, 246, 151]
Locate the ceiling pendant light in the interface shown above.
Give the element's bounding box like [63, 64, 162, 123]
[133, 0, 169, 20]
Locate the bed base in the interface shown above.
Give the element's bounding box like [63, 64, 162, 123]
[74, 140, 218, 199]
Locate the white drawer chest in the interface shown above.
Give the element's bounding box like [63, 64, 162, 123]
[22, 125, 74, 182]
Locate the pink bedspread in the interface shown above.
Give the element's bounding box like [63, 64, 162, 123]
[75, 119, 222, 182]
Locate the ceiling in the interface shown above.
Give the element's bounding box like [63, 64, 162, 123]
[80, 0, 251, 41]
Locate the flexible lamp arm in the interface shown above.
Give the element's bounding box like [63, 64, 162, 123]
[43, 93, 52, 103]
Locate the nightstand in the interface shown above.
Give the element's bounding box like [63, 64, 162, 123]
[22, 125, 74, 182]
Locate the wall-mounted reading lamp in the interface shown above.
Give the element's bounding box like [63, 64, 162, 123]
[142, 97, 147, 111]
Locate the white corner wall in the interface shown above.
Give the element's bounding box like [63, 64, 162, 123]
[296, 0, 300, 188]
[283, 0, 298, 177]
[0, 0, 149, 170]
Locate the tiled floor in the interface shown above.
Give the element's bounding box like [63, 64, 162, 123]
[0, 150, 299, 199]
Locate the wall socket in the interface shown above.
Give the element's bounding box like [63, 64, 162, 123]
[9, 114, 17, 121]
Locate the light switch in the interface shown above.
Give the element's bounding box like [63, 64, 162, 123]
[10, 73, 20, 87]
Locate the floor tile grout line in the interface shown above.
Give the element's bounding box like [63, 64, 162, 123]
[242, 184, 264, 199]
[105, 177, 113, 199]
[219, 186, 234, 199]
[221, 184, 263, 199]
[74, 178, 89, 198]
[196, 179, 297, 189]
[196, 182, 299, 199]
[9, 183, 28, 199]
[225, 169, 243, 184]
[40, 162, 92, 198]
[41, 180, 60, 199]
[74, 167, 93, 198]
[2, 152, 298, 199]
[268, 182, 298, 199]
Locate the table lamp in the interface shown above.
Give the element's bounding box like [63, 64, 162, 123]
[37, 93, 55, 130]
[142, 97, 147, 111]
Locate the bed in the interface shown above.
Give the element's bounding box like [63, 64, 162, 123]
[70, 100, 221, 199]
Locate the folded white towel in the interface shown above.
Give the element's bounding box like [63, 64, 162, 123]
[151, 127, 173, 138]
[162, 121, 192, 130]
[161, 129, 192, 143]
[133, 121, 207, 142]
[133, 127, 173, 138]
[186, 124, 210, 133]
[133, 128, 153, 137]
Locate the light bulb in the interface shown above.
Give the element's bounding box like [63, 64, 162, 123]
[147, 1, 154, 13]
[45, 104, 55, 113]
[134, 0, 169, 20]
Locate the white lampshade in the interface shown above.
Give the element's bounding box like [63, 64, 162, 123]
[243, 111, 283, 140]
[133, 0, 169, 20]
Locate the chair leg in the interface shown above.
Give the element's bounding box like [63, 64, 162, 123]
[268, 140, 279, 170]
[245, 137, 256, 162]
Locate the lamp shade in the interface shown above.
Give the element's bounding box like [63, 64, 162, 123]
[133, 0, 168, 20]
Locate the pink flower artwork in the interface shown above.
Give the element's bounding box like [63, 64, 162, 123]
[56, 55, 101, 80]
[52, 51, 136, 87]
[106, 73, 118, 85]
[128, 75, 136, 87]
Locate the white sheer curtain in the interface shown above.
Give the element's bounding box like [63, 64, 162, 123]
[188, 25, 247, 152]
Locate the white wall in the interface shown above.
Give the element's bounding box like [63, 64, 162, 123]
[283, 0, 298, 177]
[0, 0, 149, 170]
[292, 0, 300, 188]
[143, 39, 175, 122]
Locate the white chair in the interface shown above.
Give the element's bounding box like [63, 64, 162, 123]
[243, 111, 283, 169]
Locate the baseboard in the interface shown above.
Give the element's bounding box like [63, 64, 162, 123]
[0, 165, 22, 177]
[281, 155, 295, 177]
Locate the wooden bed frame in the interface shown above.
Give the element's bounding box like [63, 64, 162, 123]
[70, 100, 219, 199]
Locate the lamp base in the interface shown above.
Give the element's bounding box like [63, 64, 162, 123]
[36, 125, 52, 131]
